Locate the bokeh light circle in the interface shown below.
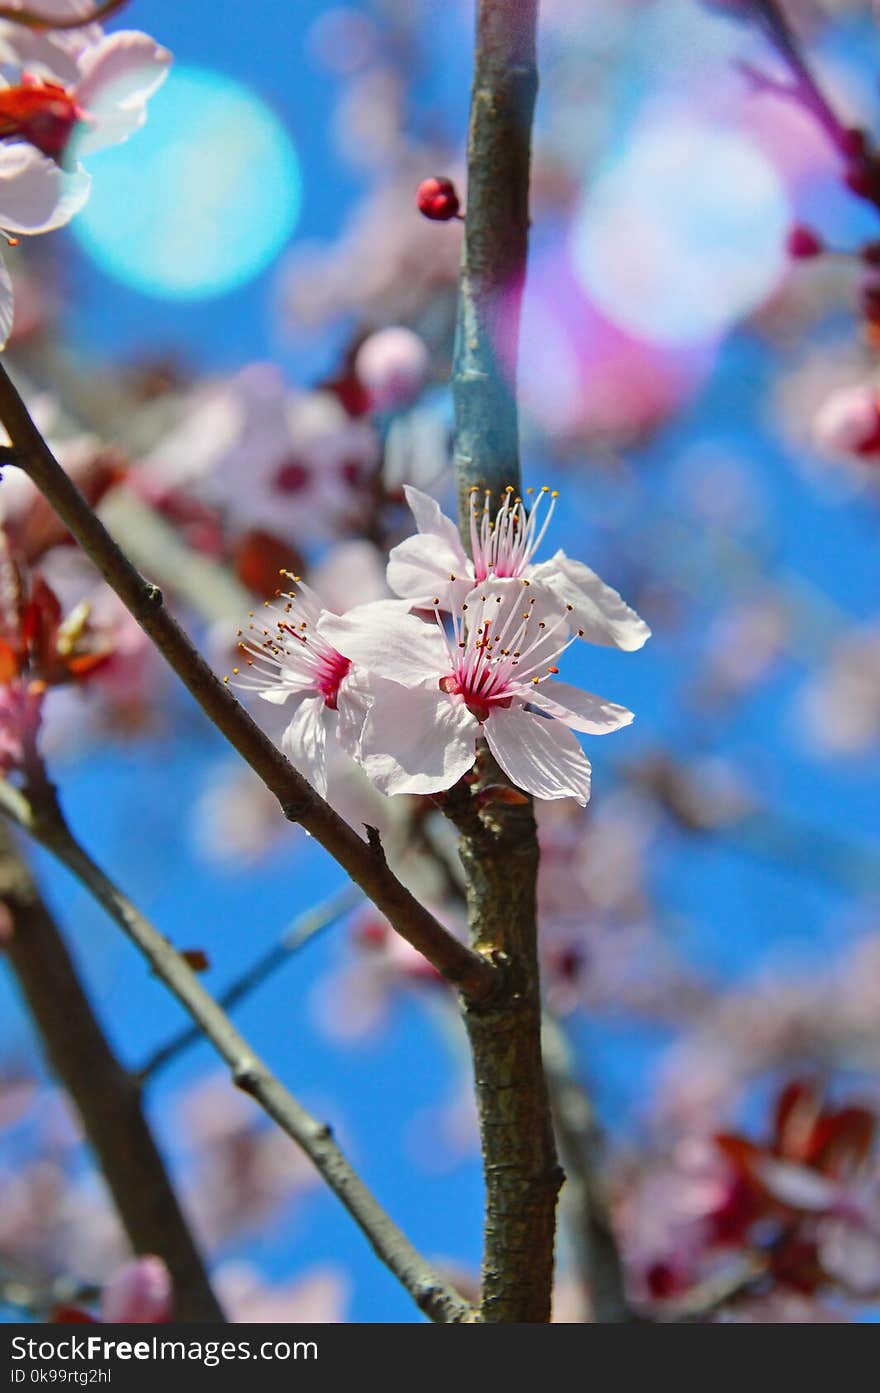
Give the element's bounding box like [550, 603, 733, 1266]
[71, 66, 302, 300]
[571, 118, 789, 346]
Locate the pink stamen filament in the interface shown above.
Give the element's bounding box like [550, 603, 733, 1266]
[435, 583, 578, 721]
[468, 485, 558, 582]
[233, 583, 351, 709]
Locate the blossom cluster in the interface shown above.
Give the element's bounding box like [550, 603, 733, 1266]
[0, 0, 169, 345]
[235, 485, 649, 806]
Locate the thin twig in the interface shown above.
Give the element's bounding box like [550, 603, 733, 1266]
[0, 361, 495, 1005]
[0, 822, 224, 1322]
[0, 775, 476, 1325]
[748, 0, 856, 159]
[450, 0, 563, 1324]
[138, 885, 361, 1083]
[0, 0, 127, 30]
[541, 1014, 637, 1323]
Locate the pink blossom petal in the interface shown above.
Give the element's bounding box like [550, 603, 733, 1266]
[281, 695, 330, 796]
[527, 679, 634, 735]
[0, 256, 13, 352]
[529, 550, 650, 651]
[74, 31, 171, 155]
[100, 1257, 172, 1324]
[386, 533, 470, 606]
[484, 704, 592, 805]
[0, 144, 89, 233]
[819, 1218, 880, 1296]
[403, 485, 466, 555]
[356, 678, 476, 795]
[318, 605, 448, 688]
[755, 1157, 839, 1211]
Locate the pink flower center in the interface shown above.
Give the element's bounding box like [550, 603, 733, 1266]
[313, 648, 352, 709]
[433, 584, 578, 724]
[273, 459, 310, 494]
[231, 575, 351, 709]
[0, 77, 86, 161]
[469, 485, 558, 583]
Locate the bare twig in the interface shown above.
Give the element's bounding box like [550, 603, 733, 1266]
[137, 885, 361, 1083]
[747, 1, 857, 161]
[0, 822, 224, 1322]
[0, 361, 495, 1005]
[0, 0, 127, 30]
[542, 1014, 636, 1323]
[449, 0, 563, 1324]
[0, 774, 476, 1324]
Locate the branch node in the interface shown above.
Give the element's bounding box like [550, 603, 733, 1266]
[232, 1061, 261, 1095]
[364, 823, 386, 863]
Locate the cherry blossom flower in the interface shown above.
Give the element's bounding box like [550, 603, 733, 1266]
[0, 141, 88, 346]
[320, 577, 634, 804]
[813, 382, 880, 461]
[0, 26, 170, 165]
[100, 1257, 172, 1324]
[145, 366, 379, 549]
[386, 484, 650, 650]
[231, 575, 377, 798]
[353, 325, 430, 411]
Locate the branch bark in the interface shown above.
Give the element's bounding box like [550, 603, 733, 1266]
[0, 777, 476, 1325]
[450, 0, 562, 1323]
[0, 1, 128, 30]
[542, 1013, 636, 1323]
[0, 361, 495, 1006]
[0, 823, 223, 1322]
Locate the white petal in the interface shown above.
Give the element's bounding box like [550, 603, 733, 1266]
[356, 678, 477, 796]
[0, 255, 13, 352]
[526, 679, 634, 735]
[75, 30, 172, 110]
[484, 704, 592, 806]
[0, 144, 89, 233]
[754, 1157, 838, 1212]
[528, 550, 650, 651]
[318, 606, 447, 688]
[281, 695, 330, 798]
[403, 485, 466, 554]
[386, 533, 470, 605]
[335, 668, 374, 754]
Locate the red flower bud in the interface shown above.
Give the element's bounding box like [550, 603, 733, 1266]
[845, 160, 880, 202]
[416, 175, 461, 221]
[786, 225, 823, 260]
[841, 126, 869, 160]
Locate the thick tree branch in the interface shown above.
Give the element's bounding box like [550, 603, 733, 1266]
[450, 0, 562, 1324]
[0, 361, 495, 1006]
[0, 822, 223, 1322]
[0, 776, 475, 1325]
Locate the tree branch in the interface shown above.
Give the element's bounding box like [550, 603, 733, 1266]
[137, 885, 361, 1083]
[0, 361, 495, 1006]
[0, 1, 128, 30]
[450, 0, 562, 1324]
[0, 822, 224, 1322]
[542, 1013, 636, 1324]
[0, 776, 475, 1325]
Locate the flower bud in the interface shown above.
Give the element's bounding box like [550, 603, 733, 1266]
[354, 326, 429, 411]
[416, 175, 460, 221]
[813, 382, 880, 458]
[786, 225, 823, 260]
[100, 1257, 173, 1324]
